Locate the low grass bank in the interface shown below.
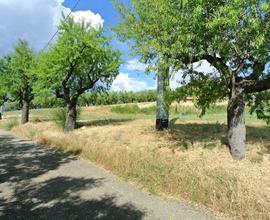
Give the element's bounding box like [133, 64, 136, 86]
[8, 117, 270, 220]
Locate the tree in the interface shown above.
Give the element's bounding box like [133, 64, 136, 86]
[0, 41, 36, 124]
[114, 0, 270, 159]
[113, 0, 173, 130]
[36, 17, 121, 132]
[0, 57, 9, 120]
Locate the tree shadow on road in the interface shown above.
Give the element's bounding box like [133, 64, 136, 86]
[0, 133, 72, 184]
[1, 176, 144, 220]
[0, 133, 145, 220]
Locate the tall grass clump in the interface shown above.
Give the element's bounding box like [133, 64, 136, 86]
[2, 118, 19, 131]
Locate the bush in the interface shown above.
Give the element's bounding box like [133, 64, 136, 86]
[2, 118, 19, 131]
[52, 108, 66, 129]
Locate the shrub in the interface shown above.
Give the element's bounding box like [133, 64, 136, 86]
[52, 108, 67, 129]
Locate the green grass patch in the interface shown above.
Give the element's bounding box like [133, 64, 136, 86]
[111, 104, 156, 115]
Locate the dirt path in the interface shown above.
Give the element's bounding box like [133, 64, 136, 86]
[0, 130, 216, 220]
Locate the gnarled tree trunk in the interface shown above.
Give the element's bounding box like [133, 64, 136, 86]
[21, 99, 30, 124]
[64, 101, 77, 133]
[156, 72, 169, 131]
[227, 89, 246, 160]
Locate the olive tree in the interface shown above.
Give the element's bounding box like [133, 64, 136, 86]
[36, 17, 121, 132]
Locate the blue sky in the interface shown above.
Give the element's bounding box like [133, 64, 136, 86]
[0, 0, 157, 91]
[63, 0, 157, 91]
[0, 0, 211, 91]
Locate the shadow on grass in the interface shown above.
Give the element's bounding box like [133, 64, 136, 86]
[169, 118, 270, 152]
[77, 118, 134, 128]
[0, 132, 145, 220]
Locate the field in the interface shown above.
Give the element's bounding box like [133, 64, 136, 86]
[1, 102, 270, 219]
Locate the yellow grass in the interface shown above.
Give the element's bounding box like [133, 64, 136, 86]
[9, 117, 270, 220]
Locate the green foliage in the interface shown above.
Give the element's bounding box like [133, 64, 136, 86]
[7, 40, 36, 104]
[115, 0, 270, 118]
[248, 91, 270, 125]
[35, 16, 121, 107]
[0, 57, 10, 106]
[178, 75, 227, 116]
[52, 108, 67, 129]
[78, 90, 157, 106]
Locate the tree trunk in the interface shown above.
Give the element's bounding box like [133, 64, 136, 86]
[227, 91, 246, 160]
[64, 101, 77, 133]
[0, 106, 2, 120]
[156, 72, 169, 131]
[21, 99, 30, 124]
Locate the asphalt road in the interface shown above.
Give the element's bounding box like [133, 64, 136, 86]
[0, 130, 216, 220]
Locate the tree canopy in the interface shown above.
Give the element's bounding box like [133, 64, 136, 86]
[114, 0, 270, 159]
[0, 40, 36, 123]
[36, 17, 121, 131]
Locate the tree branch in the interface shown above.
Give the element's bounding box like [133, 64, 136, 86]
[239, 76, 270, 94]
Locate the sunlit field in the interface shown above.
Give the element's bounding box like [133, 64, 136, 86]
[1, 102, 270, 219]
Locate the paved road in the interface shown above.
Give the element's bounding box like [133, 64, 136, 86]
[0, 130, 216, 220]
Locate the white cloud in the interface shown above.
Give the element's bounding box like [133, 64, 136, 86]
[111, 73, 152, 92]
[0, 0, 103, 55]
[170, 71, 184, 90]
[193, 60, 218, 74]
[169, 60, 218, 89]
[72, 10, 104, 28]
[125, 59, 147, 72]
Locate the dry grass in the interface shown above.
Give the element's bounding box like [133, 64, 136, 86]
[10, 117, 270, 220]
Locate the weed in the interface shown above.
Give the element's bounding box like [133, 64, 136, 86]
[250, 154, 263, 164]
[2, 118, 19, 131]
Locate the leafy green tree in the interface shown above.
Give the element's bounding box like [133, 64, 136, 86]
[36, 17, 121, 132]
[113, 0, 173, 130]
[114, 0, 270, 160]
[0, 41, 36, 123]
[0, 57, 9, 120]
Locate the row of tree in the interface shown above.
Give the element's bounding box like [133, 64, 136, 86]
[0, 17, 121, 132]
[78, 90, 156, 106]
[0, 1, 269, 161]
[114, 0, 270, 160]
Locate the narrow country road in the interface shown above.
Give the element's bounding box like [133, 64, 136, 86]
[0, 130, 216, 220]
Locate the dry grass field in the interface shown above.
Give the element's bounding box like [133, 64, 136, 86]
[1, 103, 270, 219]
